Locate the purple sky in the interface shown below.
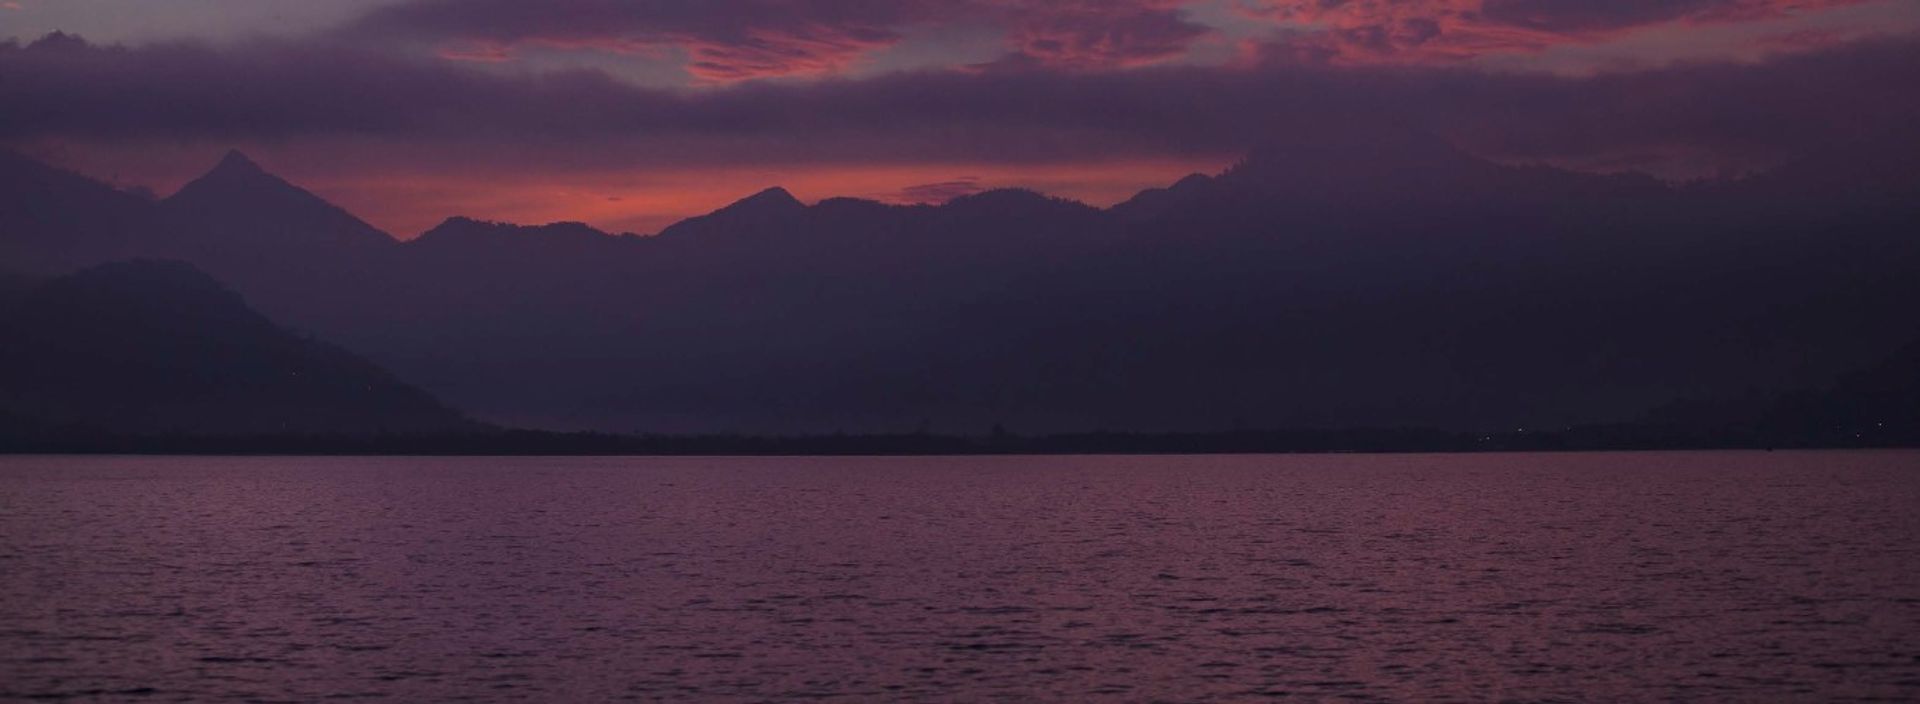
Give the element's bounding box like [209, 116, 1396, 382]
[3, 0, 1917, 235]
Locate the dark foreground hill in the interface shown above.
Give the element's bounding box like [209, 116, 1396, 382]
[1741, 337, 1920, 446]
[0, 255, 1908, 454]
[0, 260, 479, 438]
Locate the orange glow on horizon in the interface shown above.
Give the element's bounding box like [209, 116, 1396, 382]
[301, 158, 1232, 239]
[20, 141, 1229, 240]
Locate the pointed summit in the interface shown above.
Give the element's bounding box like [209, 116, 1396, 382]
[25, 31, 90, 53]
[727, 186, 804, 214]
[210, 149, 267, 178]
[182, 149, 283, 192]
[174, 149, 290, 197]
[654, 186, 806, 240]
[162, 150, 394, 250]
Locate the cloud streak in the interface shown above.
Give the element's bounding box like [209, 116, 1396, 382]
[885, 178, 986, 204]
[998, 1, 1211, 69]
[344, 0, 1217, 80]
[5, 29, 1917, 172]
[1239, 0, 1884, 65]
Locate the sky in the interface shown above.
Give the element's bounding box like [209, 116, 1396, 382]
[3, 0, 1919, 236]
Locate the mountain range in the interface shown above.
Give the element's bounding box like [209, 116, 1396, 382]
[2, 127, 1916, 435]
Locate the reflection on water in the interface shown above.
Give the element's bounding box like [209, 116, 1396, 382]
[2, 452, 1918, 701]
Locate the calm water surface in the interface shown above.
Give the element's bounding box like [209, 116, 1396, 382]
[2, 451, 1918, 701]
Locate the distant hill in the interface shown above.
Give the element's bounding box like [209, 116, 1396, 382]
[0, 150, 151, 273]
[0, 260, 479, 437]
[1751, 336, 1920, 445]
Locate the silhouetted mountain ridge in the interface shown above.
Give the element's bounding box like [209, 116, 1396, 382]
[0, 149, 151, 272]
[161, 150, 394, 252]
[416, 216, 631, 246]
[1754, 335, 1920, 444]
[655, 186, 807, 240]
[2, 127, 1915, 434]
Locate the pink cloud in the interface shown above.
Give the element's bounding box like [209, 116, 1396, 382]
[437, 41, 514, 63]
[352, 0, 1217, 80]
[998, 0, 1212, 69]
[681, 23, 901, 82]
[1238, 0, 1880, 66]
[882, 177, 986, 204]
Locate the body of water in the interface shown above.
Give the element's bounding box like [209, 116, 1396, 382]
[2, 452, 1918, 701]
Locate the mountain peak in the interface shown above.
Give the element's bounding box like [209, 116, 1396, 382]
[1109, 173, 1215, 220]
[162, 149, 396, 248]
[171, 149, 299, 200]
[652, 187, 806, 240]
[211, 149, 267, 178]
[45, 259, 236, 308]
[733, 186, 804, 212]
[25, 31, 90, 53]
[182, 149, 282, 192]
[1171, 173, 1213, 190]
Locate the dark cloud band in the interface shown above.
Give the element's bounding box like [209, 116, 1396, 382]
[3, 30, 1917, 171]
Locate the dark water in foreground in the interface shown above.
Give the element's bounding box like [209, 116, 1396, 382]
[2, 452, 1918, 702]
